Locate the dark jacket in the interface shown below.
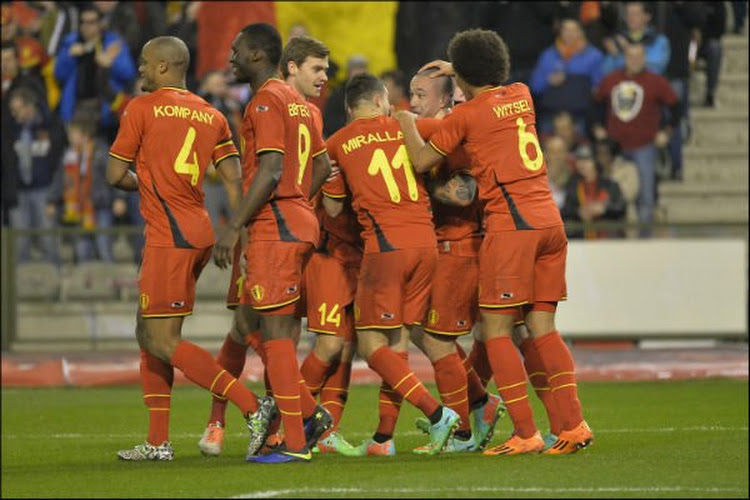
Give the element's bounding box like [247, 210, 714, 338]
[561, 173, 626, 239]
[657, 2, 706, 79]
[4, 103, 66, 191]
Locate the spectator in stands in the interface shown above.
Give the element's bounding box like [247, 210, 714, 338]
[561, 144, 626, 240]
[323, 54, 368, 137]
[699, 2, 727, 108]
[478, 2, 558, 84]
[594, 138, 640, 238]
[593, 43, 681, 237]
[543, 135, 572, 210]
[166, 1, 199, 91]
[46, 109, 115, 262]
[550, 110, 589, 154]
[657, 2, 705, 180]
[530, 18, 604, 135]
[732, 1, 747, 34]
[381, 69, 410, 112]
[95, 1, 140, 60]
[36, 1, 78, 58]
[558, 1, 621, 52]
[601, 2, 670, 76]
[54, 3, 136, 141]
[4, 86, 65, 264]
[2, 41, 47, 106]
[198, 70, 242, 231]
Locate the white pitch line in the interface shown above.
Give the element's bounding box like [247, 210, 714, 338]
[233, 486, 748, 499]
[2, 425, 747, 440]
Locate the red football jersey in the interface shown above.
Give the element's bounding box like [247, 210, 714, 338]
[429, 83, 562, 232]
[326, 115, 436, 254]
[110, 86, 238, 248]
[240, 79, 327, 244]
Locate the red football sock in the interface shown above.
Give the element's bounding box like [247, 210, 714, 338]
[533, 331, 583, 431]
[368, 347, 440, 418]
[208, 334, 248, 426]
[300, 351, 331, 397]
[485, 336, 537, 439]
[376, 352, 407, 437]
[263, 339, 306, 451]
[170, 340, 258, 416]
[320, 361, 352, 431]
[468, 340, 493, 388]
[433, 352, 470, 433]
[140, 349, 173, 446]
[455, 342, 488, 408]
[244, 330, 265, 362]
[519, 338, 565, 435]
[299, 378, 318, 420]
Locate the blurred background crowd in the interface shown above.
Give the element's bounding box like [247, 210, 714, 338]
[1, 1, 747, 267]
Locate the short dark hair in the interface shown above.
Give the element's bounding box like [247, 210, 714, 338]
[240, 23, 282, 67]
[78, 3, 102, 19]
[447, 29, 510, 87]
[69, 109, 98, 138]
[345, 73, 386, 110]
[8, 86, 39, 107]
[280, 35, 329, 79]
[380, 69, 407, 91]
[415, 67, 454, 100]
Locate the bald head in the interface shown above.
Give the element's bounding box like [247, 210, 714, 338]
[139, 36, 190, 92]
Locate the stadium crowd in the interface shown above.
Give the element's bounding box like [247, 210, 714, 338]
[1, 1, 745, 265]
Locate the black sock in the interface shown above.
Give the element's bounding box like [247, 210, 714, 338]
[454, 430, 472, 441]
[428, 407, 443, 425]
[470, 393, 489, 411]
[372, 432, 392, 443]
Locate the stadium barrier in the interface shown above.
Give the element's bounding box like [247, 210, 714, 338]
[0, 222, 747, 353]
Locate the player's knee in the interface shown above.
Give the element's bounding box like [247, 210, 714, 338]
[313, 335, 344, 363]
[422, 332, 456, 362]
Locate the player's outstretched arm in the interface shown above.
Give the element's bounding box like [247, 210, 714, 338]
[309, 152, 332, 200]
[106, 156, 139, 191]
[395, 111, 444, 174]
[215, 155, 243, 212]
[213, 151, 283, 269]
[418, 60, 454, 78]
[429, 173, 477, 207]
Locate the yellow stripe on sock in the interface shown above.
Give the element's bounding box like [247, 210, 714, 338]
[143, 394, 171, 398]
[221, 378, 237, 397]
[209, 370, 227, 393]
[393, 372, 414, 390]
[322, 400, 345, 408]
[551, 383, 577, 391]
[274, 394, 301, 400]
[148, 408, 170, 411]
[447, 397, 468, 407]
[279, 410, 302, 416]
[548, 371, 575, 381]
[402, 383, 422, 400]
[503, 394, 529, 405]
[498, 380, 526, 391]
[321, 387, 348, 392]
[534, 387, 551, 392]
[440, 384, 467, 398]
[379, 399, 402, 406]
[527, 371, 546, 378]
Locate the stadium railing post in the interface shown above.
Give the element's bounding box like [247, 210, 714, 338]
[1, 227, 18, 352]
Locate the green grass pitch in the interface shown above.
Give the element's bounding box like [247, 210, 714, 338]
[2, 380, 748, 498]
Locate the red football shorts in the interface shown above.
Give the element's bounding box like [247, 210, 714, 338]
[139, 245, 212, 318]
[424, 249, 479, 336]
[305, 250, 359, 340]
[478, 226, 567, 313]
[225, 242, 244, 309]
[242, 240, 313, 315]
[354, 247, 437, 330]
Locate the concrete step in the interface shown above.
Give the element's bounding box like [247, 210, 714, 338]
[722, 35, 748, 74]
[682, 146, 748, 184]
[689, 73, 748, 108]
[688, 109, 748, 147]
[658, 180, 748, 223]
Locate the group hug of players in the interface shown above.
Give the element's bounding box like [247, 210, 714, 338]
[106, 22, 593, 464]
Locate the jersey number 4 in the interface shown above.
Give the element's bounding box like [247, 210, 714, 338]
[367, 145, 419, 203]
[174, 126, 200, 186]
